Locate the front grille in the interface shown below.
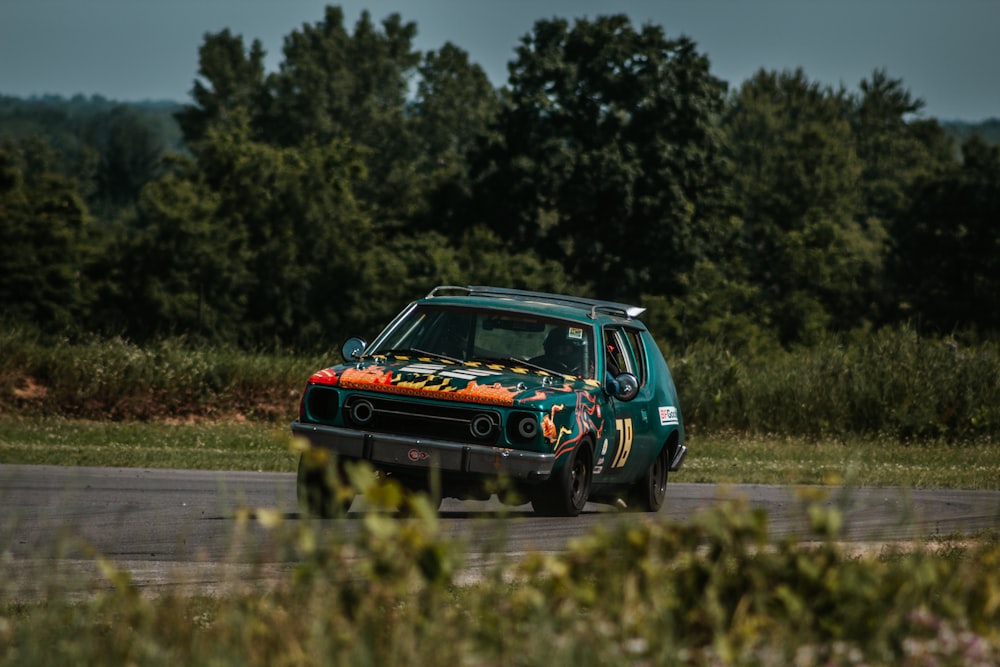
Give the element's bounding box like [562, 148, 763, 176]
[342, 394, 502, 445]
[306, 387, 340, 420]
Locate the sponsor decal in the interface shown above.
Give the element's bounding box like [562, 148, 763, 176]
[658, 405, 679, 426]
[596, 438, 608, 470]
[408, 448, 431, 462]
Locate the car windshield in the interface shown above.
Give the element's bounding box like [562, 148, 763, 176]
[368, 304, 596, 379]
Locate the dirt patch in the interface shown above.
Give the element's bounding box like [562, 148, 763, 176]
[12, 376, 48, 401]
[1, 374, 299, 423]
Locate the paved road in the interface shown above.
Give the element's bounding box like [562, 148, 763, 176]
[3, 465, 998, 596]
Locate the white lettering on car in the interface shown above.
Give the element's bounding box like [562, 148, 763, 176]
[403, 363, 446, 374]
[440, 368, 503, 380]
[401, 363, 502, 381]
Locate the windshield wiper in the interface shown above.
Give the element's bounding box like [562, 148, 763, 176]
[475, 356, 558, 374]
[378, 348, 464, 364]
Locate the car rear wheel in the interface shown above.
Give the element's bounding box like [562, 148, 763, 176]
[627, 442, 669, 512]
[296, 452, 354, 518]
[531, 441, 593, 517]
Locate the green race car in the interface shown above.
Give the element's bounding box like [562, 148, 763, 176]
[292, 285, 686, 517]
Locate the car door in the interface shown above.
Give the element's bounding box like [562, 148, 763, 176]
[597, 326, 658, 482]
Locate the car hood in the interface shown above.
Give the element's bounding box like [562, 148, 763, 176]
[307, 355, 601, 408]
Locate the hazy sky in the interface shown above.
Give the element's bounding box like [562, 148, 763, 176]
[2, 0, 997, 121]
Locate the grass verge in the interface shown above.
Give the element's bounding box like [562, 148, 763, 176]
[682, 431, 1000, 490]
[0, 417, 296, 471]
[2, 417, 998, 489]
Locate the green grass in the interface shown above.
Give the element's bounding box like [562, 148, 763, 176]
[2, 417, 998, 490]
[683, 431, 1000, 490]
[0, 417, 297, 471]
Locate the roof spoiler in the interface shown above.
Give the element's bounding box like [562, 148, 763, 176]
[425, 285, 646, 320]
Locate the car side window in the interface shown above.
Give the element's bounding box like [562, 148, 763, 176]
[623, 328, 647, 386]
[604, 326, 647, 387]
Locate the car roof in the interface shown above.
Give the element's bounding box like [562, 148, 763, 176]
[421, 285, 647, 326]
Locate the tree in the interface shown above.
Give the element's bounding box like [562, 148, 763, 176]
[851, 69, 953, 228]
[105, 116, 375, 346]
[175, 29, 268, 149]
[466, 15, 732, 303]
[892, 136, 1000, 332]
[723, 69, 888, 343]
[408, 42, 500, 234]
[107, 170, 249, 342]
[91, 106, 167, 211]
[261, 7, 418, 146]
[180, 8, 465, 233]
[0, 138, 93, 330]
[194, 120, 373, 347]
[260, 7, 421, 227]
[0, 95, 181, 225]
[344, 226, 577, 338]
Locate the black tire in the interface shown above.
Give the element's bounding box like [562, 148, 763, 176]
[627, 443, 669, 512]
[531, 441, 593, 517]
[296, 453, 354, 518]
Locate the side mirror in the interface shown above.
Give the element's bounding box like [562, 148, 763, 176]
[611, 373, 639, 402]
[341, 337, 367, 361]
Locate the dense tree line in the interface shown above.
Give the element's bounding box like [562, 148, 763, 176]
[2, 7, 998, 351]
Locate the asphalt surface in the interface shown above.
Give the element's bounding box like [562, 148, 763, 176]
[3, 464, 999, 597]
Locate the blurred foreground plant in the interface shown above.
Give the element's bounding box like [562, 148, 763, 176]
[2, 472, 998, 666]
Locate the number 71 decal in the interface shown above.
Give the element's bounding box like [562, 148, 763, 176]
[610, 417, 634, 468]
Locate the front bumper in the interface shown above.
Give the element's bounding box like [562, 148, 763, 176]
[291, 421, 555, 480]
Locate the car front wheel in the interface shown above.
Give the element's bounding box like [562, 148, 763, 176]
[531, 441, 593, 517]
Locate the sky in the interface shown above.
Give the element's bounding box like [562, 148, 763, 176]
[1, 0, 998, 122]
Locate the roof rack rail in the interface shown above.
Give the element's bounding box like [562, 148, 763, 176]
[425, 285, 471, 298]
[425, 285, 645, 320]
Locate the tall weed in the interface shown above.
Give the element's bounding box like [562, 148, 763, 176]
[675, 326, 1000, 442]
[3, 325, 998, 441]
[0, 328, 329, 420]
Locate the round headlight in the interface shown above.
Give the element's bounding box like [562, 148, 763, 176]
[470, 414, 496, 439]
[516, 415, 538, 440]
[350, 399, 375, 425]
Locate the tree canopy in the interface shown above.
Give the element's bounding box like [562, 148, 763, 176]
[1, 8, 997, 351]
